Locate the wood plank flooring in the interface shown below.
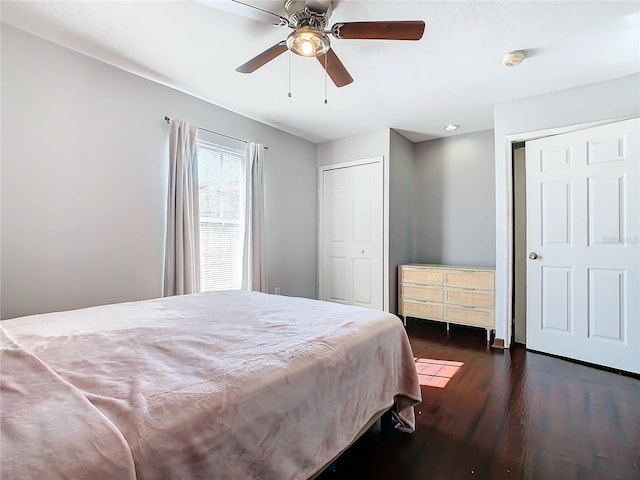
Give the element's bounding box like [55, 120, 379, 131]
[318, 320, 640, 480]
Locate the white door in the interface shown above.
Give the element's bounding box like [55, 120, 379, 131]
[321, 160, 383, 310]
[526, 118, 639, 373]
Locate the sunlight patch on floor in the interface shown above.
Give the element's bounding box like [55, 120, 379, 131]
[415, 358, 463, 388]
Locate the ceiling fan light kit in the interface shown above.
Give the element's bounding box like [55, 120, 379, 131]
[234, 0, 425, 89]
[287, 26, 330, 57]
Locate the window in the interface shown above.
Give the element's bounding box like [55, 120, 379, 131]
[197, 136, 247, 292]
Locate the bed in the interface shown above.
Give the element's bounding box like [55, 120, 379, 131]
[1, 290, 421, 480]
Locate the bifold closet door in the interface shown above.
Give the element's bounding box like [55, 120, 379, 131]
[321, 160, 383, 310]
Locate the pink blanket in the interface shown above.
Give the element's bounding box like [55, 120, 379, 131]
[1, 291, 421, 479]
[0, 329, 136, 479]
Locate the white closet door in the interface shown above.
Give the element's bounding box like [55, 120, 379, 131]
[321, 159, 383, 310]
[525, 118, 639, 373]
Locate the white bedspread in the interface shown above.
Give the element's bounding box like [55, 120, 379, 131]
[1, 291, 421, 480]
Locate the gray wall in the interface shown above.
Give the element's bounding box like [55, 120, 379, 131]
[513, 147, 527, 344]
[317, 129, 390, 167]
[413, 129, 496, 266]
[492, 73, 640, 344]
[388, 130, 415, 314]
[1, 25, 318, 319]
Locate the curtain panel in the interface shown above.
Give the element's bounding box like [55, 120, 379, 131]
[164, 119, 200, 296]
[242, 143, 267, 293]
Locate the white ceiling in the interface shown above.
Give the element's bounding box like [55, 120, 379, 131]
[2, 1, 639, 143]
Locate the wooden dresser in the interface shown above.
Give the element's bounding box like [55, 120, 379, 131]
[398, 264, 496, 342]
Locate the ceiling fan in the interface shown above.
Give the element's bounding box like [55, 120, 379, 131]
[233, 0, 425, 87]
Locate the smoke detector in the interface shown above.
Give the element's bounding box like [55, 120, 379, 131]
[502, 51, 525, 67]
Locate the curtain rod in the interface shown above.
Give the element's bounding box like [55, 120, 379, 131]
[164, 117, 268, 150]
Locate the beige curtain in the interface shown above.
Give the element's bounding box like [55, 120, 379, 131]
[163, 119, 200, 296]
[242, 143, 267, 292]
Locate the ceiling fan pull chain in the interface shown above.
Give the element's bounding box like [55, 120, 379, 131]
[288, 51, 292, 98]
[324, 53, 328, 104]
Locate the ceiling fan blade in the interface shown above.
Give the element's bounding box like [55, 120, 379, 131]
[195, 0, 288, 26]
[236, 41, 288, 73]
[231, 0, 289, 26]
[331, 21, 425, 40]
[316, 48, 354, 88]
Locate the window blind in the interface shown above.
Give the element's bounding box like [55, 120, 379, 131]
[197, 139, 246, 292]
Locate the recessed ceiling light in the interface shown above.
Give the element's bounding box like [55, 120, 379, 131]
[502, 50, 525, 67]
[444, 124, 459, 131]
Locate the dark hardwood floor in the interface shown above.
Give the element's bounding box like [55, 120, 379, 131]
[318, 320, 640, 480]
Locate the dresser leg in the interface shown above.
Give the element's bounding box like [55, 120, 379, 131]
[446, 322, 450, 335]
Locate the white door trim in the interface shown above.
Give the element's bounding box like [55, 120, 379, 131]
[318, 156, 387, 311]
[497, 116, 638, 348]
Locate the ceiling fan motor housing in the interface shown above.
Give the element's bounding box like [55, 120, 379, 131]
[285, 0, 332, 29]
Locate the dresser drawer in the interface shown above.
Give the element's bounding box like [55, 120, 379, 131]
[402, 300, 443, 320]
[443, 269, 495, 290]
[402, 284, 443, 302]
[444, 288, 495, 308]
[443, 305, 494, 328]
[402, 267, 442, 285]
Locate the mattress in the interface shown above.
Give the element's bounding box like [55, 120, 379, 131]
[1, 290, 421, 479]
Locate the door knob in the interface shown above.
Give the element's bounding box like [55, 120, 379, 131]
[529, 252, 538, 260]
[360, 249, 365, 254]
